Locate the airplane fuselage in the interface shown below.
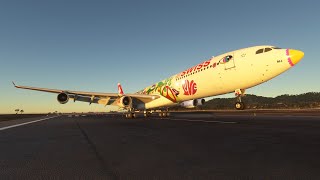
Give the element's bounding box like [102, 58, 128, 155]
[139, 46, 303, 109]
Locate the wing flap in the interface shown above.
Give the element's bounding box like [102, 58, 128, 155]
[69, 95, 116, 106]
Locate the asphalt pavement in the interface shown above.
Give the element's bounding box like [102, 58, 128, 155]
[0, 112, 320, 180]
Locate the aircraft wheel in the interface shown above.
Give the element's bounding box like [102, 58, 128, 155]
[126, 113, 133, 118]
[143, 111, 150, 117]
[235, 102, 245, 110]
[144, 112, 150, 117]
[161, 112, 169, 117]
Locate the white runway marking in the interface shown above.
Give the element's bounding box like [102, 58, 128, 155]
[165, 118, 237, 124]
[0, 116, 58, 131]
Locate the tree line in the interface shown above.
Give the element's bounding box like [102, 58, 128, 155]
[173, 92, 320, 110]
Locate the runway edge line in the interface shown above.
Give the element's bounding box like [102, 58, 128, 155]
[0, 116, 58, 131]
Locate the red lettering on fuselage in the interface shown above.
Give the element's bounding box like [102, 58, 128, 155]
[179, 59, 212, 77]
[203, 60, 210, 67]
[186, 67, 195, 74]
[196, 64, 203, 70]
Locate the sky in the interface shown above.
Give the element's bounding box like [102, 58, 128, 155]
[1, 0, 319, 114]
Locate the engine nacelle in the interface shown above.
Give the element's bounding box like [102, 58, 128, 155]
[57, 93, 69, 104]
[117, 96, 132, 108]
[196, 99, 205, 106]
[180, 99, 205, 108]
[180, 99, 197, 108]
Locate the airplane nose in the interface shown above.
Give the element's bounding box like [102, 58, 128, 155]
[289, 49, 304, 65]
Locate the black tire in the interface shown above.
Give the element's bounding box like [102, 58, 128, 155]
[126, 113, 133, 118]
[162, 112, 167, 117]
[235, 102, 245, 110]
[144, 111, 150, 117]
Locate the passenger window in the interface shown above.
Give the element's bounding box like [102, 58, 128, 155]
[256, 49, 263, 54]
[264, 48, 272, 52]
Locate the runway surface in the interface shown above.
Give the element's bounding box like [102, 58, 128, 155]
[0, 111, 320, 179]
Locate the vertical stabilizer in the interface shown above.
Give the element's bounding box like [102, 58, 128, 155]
[118, 83, 124, 95]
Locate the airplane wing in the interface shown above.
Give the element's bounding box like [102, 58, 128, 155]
[12, 82, 160, 105]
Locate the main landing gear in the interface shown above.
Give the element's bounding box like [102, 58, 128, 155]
[143, 110, 151, 117]
[158, 108, 170, 117]
[125, 112, 136, 118]
[158, 110, 170, 117]
[125, 108, 171, 118]
[235, 89, 245, 110]
[125, 108, 136, 119]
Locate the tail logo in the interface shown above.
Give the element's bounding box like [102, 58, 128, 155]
[118, 83, 124, 95]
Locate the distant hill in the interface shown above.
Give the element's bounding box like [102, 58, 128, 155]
[174, 92, 320, 110]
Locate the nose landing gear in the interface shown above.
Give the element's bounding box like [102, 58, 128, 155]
[235, 89, 246, 110]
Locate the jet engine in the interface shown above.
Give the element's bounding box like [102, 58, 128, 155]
[180, 99, 197, 108]
[196, 98, 205, 106]
[57, 93, 69, 104]
[180, 99, 205, 108]
[117, 96, 132, 108]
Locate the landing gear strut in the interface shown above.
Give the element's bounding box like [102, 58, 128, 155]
[235, 89, 245, 110]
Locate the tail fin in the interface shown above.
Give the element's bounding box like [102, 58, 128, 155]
[117, 83, 124, 95]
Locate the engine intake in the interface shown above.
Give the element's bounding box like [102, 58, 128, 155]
[118, 96, 132, 108]
[57, 93, 69, 104]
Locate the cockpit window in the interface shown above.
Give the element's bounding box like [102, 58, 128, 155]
[264, 48, 272, 52]
[256, 49, 263, 54]
[272, 47, 282, 49]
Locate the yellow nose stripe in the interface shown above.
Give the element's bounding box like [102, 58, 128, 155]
[288, 49, 304, 66]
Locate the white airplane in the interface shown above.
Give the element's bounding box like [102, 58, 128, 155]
[13, 45, 304, 118]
